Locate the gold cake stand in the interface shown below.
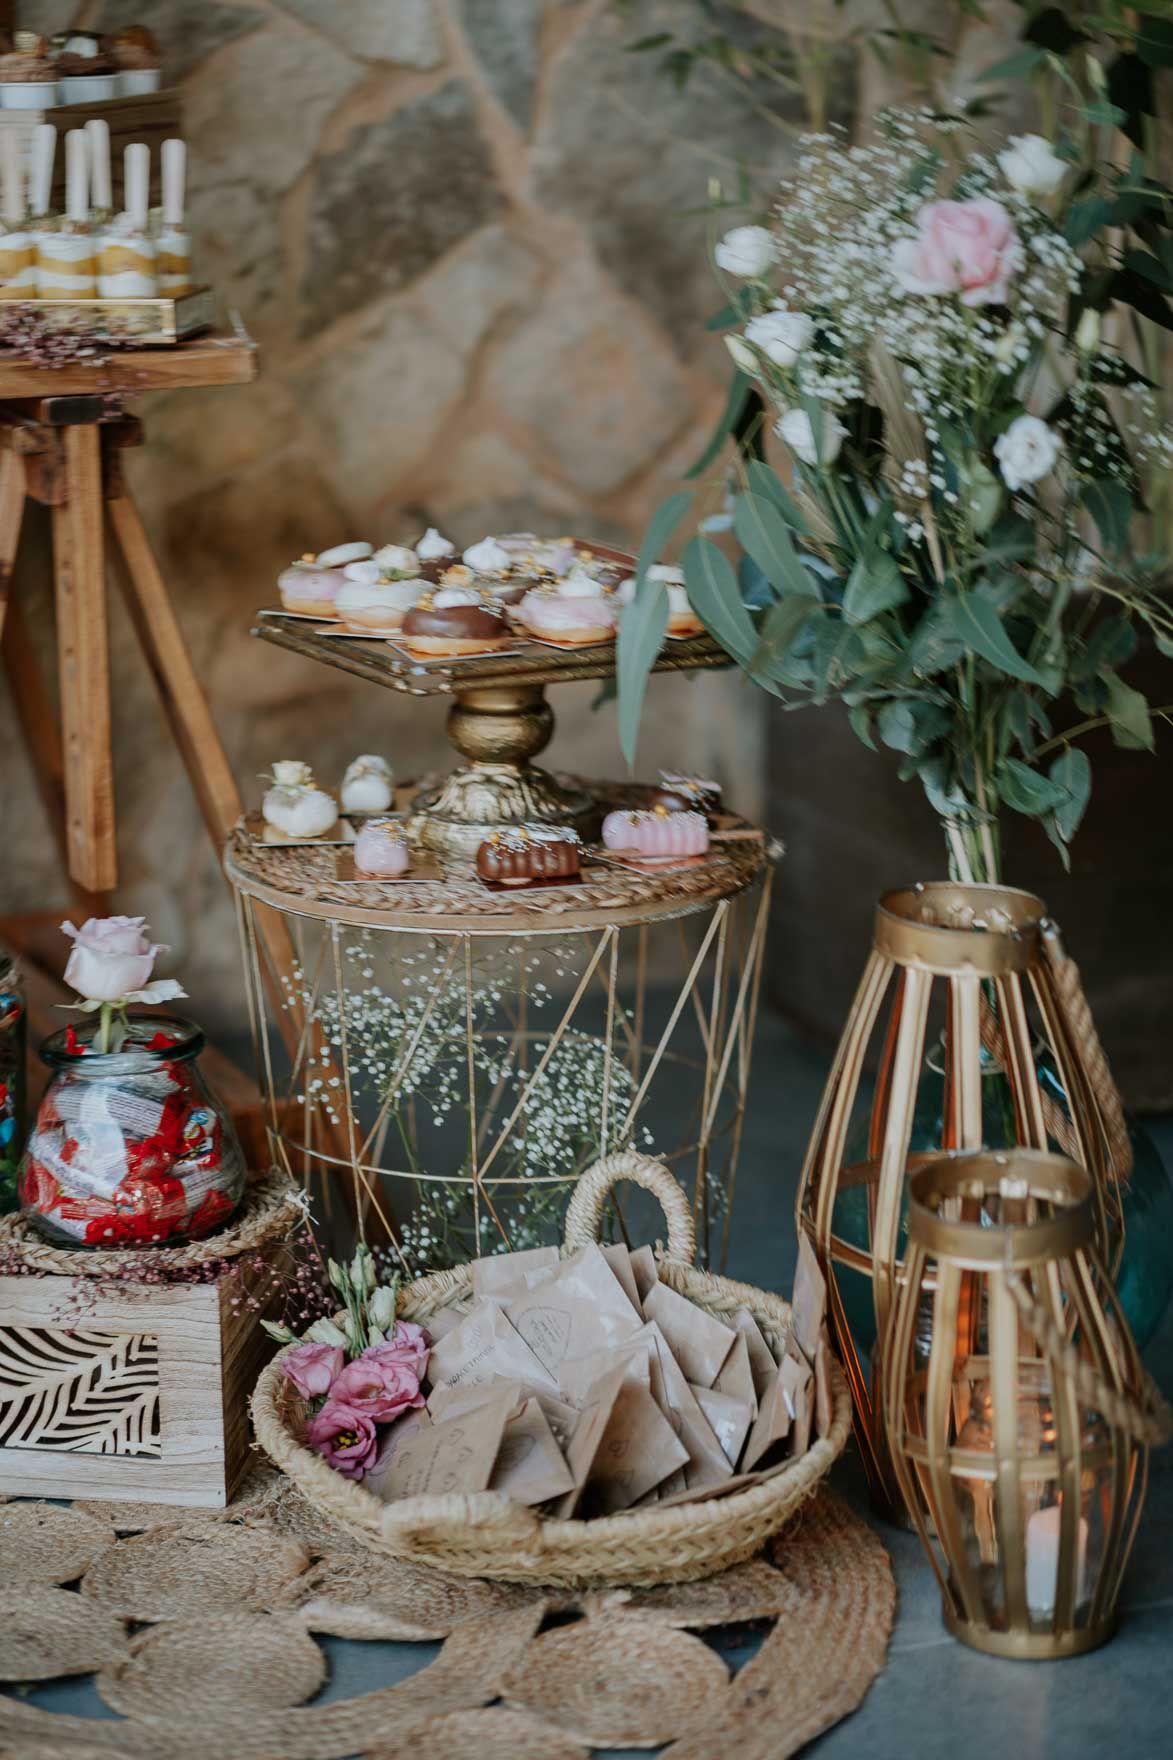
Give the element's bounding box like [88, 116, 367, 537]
[250, 543, 731, 859]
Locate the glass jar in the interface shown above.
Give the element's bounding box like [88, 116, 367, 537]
[0, 953, 27, 1213]
[19, 1013, 247, 1248]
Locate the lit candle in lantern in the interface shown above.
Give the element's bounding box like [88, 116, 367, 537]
[1025, 1503, 1088, 1617]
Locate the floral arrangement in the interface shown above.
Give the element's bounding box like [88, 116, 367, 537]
[619, 108, 1173, 883]
[263, 1242, 428, 1481]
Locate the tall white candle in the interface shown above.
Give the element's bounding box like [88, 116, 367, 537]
[30, 124, 56, 219]
[1025, 1503, 1089, 1618]
[161, 137, 186, 226]
[86, 118, 112, 214]
[1, 128, 24, 226]
[124, 143, 150, 234]
[65, 130, 89, 225]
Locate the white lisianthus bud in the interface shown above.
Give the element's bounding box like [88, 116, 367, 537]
[994, 414, 1062, 491]
[725, 334, 759, 373]
[342, 1311, 363, 1349]
[369, 1285, 398, 1330]
[306, 1317, 349, 1348]
[993, 325, 1023, 364]
[349, 1245, 375, 1292]
[1075, 307, 1102, 355]
[744, 307, 814, 367]
[714, 224, 775, 278]
[776, 404, 846, 468]
[1086, 53, 1106, 93]
[997, 134, 1067, 199]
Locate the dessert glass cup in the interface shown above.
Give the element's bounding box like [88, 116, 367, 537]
[0, 231, 38, 295]
[97, 233, 158, 298]
[118, 68, 161, 95]
[60, 73, 117, 102]
[37, 233, 98, 299]
[156, 224, 191, 296]
[0, 80, 58, 107]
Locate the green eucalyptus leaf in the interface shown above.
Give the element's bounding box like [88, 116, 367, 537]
[681, 536, 759, 666]
[744, 459, 810, 534]
[848, 703, 877, 750]
[905, 601, 967, 679]
[966, 462, 1003, 534]
[999, 757, 1065, 818]
[1079, 479, 1132, 555]
[734, 492, 815, 596]
[946, 591, 1045, 685]
[976, 45, 1044, 82]
[919, 756, 973, 821]
[616, 575, 670, 768]
[1104, 670, 1154, 749]
[684, 372, 751, 480]
[1049, 747, 1092, 843]
[633, 489, 693, 589]
[1075, 616, 1138, 678]
[842, 554, 909, 624]
[749, 593, 820, 680]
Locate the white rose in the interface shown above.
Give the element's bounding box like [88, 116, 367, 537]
[60, 915, 170, 1004]
[776, 405, 846, 468]
[714, 224, 775, 278]
[724, 335, 759, 374]
[997, 135, 1067, 199]
[994, 414, 1062, 491]
[744, 308, 813, 367]
[271, 759, 313, 788]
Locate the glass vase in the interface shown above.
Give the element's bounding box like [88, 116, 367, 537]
[19, 1013, 247, 1248]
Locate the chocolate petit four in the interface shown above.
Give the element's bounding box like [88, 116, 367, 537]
[400, 583, 511, 658]
[476, 825, 582, 887]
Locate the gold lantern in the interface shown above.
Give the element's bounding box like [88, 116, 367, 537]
[883, 1149, 1168, 1658]
[796, 882, 1128, 1516]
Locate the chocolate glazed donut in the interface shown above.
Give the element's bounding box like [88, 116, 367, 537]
[476, 833, 581, 886]
[402, 601, 507, 641]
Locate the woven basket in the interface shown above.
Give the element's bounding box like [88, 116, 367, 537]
[250, 1152, 852, 1587]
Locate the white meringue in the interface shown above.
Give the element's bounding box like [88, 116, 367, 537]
[416, 527, 456, 559]
[317, 541, 373, 567]
[463, 536, 511, 573]
[341, 755, 395, 813]
[343, 559, 383, 585]
[372, 543, 421, 577]
[433, 585, 483, 608]
[555, 567, 607, 599]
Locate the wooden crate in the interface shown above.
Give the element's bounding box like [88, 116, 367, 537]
[0, 90, 182, 209]
[0, 1258, 279, 1507]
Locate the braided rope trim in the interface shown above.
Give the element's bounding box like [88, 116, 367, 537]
[1041, 932, 1134, 1181]
[0, 1169, 304, 1279]
[1004, 1271, 1172, 1447]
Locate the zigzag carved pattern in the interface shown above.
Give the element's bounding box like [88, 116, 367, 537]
[0, 1326, 162, 1457]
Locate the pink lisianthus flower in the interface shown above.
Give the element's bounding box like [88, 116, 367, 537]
[330, 1353, 426, 1422]
[892, 198, 1021, 307]
[305, 1400, 379, 1480]
[362, 1319, 429, 1378]
[281, 1340, 345, 1400]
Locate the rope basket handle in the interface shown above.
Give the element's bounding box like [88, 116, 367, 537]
[1005, 1269, 1173, 1447]
[1040, 920, 1133, 1181]
[563, 1150, 696, 1263]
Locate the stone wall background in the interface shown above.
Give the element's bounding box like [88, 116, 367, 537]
[2, 0, 1016, 1032]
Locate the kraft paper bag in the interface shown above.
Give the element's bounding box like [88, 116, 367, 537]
[492, 1396, 576, 1506]
[629, 1244, 659, 1307]
[602, 1242, 643, 1315]
[556, 1334, 654, 1407]
[423, 1299, 476, 1342]
[365, 1408, 433, 1501]
[550, 1364, 629, 1520]
[741, 1369, 791, 1474]
[731, 1307, 778, 1397]
[505, 1242, 642, 1377]
[714, 1332, 758, 1418]
[641, 1321, 732, 1490]
[470, 1244, 559, 1301]
[643, 1280, 737, 1389]
[374, 1396, 510, 1503]
[790, 1232, 827, 1366]
[427, 1374, 525, 1422]
[783, 1348, 814, 1460]
[814, 1326, 835, 1440]
[691, 1382, 755, 1469]
[426, 1298, 559, 1395]
[554, 1364, 688, 1518]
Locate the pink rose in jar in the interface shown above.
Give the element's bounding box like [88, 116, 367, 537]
[281, 1340, 345, 1400]
[61, 915, 165, 1003]
[330, 1353, 426, 1422]
[892, 198, 1021, 307]
[305, 1399, 380, 1480]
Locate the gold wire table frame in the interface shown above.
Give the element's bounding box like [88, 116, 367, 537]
[225, 805, 774, 1273]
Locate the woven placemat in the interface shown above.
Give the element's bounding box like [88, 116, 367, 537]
[361, 1706, 590, 1760]
[0, 1587, 127, 1681]
[97, 1614, 327, 1720]
[80, 1521, 310, 1620]
[0, 1487, 892, 1758]
[0, 1504, 115, 1586]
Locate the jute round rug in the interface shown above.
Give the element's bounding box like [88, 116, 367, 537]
[0, 1477, 894, 1760]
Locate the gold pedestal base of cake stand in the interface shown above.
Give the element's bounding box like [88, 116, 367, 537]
[407, 683, 599, 860]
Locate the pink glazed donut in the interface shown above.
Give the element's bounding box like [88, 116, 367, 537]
[601, 808, 710, 864]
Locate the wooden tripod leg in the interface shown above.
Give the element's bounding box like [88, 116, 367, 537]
[0, 445, 26, 648]
[52, 424, 117, 892]
[1, 594, 106, 920]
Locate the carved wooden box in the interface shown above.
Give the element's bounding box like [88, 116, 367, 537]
[0, 1267, 276, 1507]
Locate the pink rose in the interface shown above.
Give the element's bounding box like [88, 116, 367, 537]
[60, 915, 185, 1007]
[281, 1339, 345, 1400]
[362, 1319, 429, 1377]
[893, 198, 1021, 307]
[331, 1354, 425, 1422]
[306, 1400, 379, 1480]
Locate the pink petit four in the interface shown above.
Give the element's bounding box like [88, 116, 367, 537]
[601, 808, 710, 864]
[353, 819, 411, 876]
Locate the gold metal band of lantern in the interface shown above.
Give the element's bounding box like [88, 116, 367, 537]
[884, 1149, 1168, 1659]
[795, 882, 1123, 1518]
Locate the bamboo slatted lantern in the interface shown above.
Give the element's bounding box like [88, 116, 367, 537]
[883, 1149, 1165, 1658]
[795, 882, 1126, 1515]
